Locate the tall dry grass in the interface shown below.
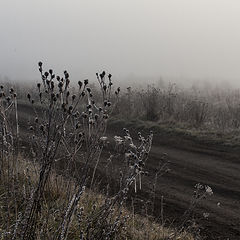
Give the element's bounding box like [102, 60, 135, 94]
[0, 64, 213, 240]
[115, 83, 240, 132]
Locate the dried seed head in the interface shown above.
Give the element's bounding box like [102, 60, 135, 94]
[78, 81, 83, 88]
[84, 79, 88, 85]
[205, 186, 213, 196]
[100, 71, 105, 79]
[64, 71, 69, 79]
[38, 61, 43, 67]
[72, 94, 76, 101]
[86, 87, 91, 93]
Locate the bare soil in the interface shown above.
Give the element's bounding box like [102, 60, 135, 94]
[106, 122, 240, 240]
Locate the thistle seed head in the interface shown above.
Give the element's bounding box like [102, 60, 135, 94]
[78, 81, 83, 88]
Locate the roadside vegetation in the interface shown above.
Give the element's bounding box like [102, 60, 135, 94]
[110, 83, 240, 148]
[118, 83, 240, 128]
[0, 63, 202, 239]
[12, 77, 240, 146]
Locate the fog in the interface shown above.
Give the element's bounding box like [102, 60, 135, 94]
[1, 0, 240, 86]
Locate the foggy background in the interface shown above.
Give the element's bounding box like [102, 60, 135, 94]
[1, 0, 240, 86]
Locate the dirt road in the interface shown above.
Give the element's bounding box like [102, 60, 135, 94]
[148, 145, 240, 239]
[106, 123, 240, 240]
[17, 103, 240, 239]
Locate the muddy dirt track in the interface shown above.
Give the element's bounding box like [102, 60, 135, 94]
[106, 123, 240, 240]
[17, 103, 240, 240]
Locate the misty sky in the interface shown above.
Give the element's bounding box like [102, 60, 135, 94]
[1, 0, 240, 84]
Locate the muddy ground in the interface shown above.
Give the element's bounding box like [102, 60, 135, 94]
[106, 123, 240, 240]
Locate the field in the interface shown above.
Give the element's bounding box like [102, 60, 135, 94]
[1, 65, 240, 239]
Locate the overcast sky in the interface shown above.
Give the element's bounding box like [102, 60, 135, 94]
[1, 0, 240, 85]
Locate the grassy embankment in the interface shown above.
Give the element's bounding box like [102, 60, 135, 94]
[0, 155, 193, 240]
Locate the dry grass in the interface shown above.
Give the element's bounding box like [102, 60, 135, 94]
[0, 155, 193, 240]
[114, 83, 240, 132]
[0, 64, 199, 239]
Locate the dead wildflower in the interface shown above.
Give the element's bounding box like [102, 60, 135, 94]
[205, 185, 213, 196]
[0, 63, 195, 240]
